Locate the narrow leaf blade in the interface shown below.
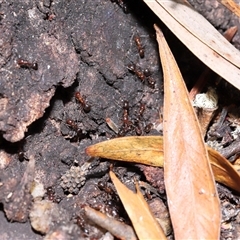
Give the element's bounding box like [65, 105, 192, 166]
[110, 171, 166, 240]
[155, 25, 221, 239]
[86, 136, 240, 192]
[86, 136, 163, 167]
[143, 0, 240, 90]
[208, 147, 240, 192]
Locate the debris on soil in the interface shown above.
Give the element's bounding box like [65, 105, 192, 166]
[0, 0, 240, 239]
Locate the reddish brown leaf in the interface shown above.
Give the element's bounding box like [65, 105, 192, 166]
[155, 25, 221, 239]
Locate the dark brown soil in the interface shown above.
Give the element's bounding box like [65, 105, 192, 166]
[0, 0, 240, 239]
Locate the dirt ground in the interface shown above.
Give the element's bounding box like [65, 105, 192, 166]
[0, 0, 240, 239]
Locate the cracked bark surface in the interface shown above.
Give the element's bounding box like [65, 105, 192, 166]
[0, 0, 240, 239]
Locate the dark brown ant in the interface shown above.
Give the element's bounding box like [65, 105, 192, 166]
[143, 68, 151, 77]
[127, 63, 145, 82]
[117, 126, 126, 137]
[138, 103, 145, 119]
[147, 76, 156, 88]
[74, 215, 89, 235]
[17, 58, 38, 70]
[44, 12, 55, 21]
[123, 100, 129, 124]
[46, 187, 55, 201]
[75, 92, 91, 113]
[134, 34, 144, 58]
[135, 122, 142, 136]
[143, 69, 156, 88]
[98, 181, 114, 195]
[18, 151, 25, 161]
[92, 202, 118, 218]
[134, 103, 145, 136]
[98, 181, 106, 191]
[145, 123, 153, 133]
[66, 119, 78, 132]
[119, 0, 128, 13]
[66, 119, 83, 138]
[118, 100, 133, 136]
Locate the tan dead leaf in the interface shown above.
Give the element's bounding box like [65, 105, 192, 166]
[86, 136, 240, 192]
[218, 0, 240, 18]
[86, 136, 164, 167]
[109, 171, 166, 240]
[208, 147, 240, 192]
[155, 24, 221, 239]
[189, 26, 238, 101]
[143, 0, 240, 90]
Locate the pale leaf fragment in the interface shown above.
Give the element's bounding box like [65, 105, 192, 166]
[144, 0, 240, 90]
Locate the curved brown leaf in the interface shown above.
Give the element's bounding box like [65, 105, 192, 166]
[86, 136, 163, 166]
[208, 147, 240, 192]
[86, 136, 240, 192]
[110, 171, 166, 240]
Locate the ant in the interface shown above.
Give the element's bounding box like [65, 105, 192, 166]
[134, 103, 145, 136]
[137, 103, 145, 120]
[118, 0, 128, 13]
[127, 63, 145, 82]
[18, 151, 26, 161]
[143, 69, 151, 77]
[134, 34, 144, 58]
[46, 187, 55, 201]
[44, 12, 55, 21]
[145, 123, 153, 133]
[118, 100, 133, 136]
[128, 64, 156, 88]
[66, 119, 80, 131]
[76, 216, 89, 235]
[75, 92, 91, 113]
[147, 76, 156, 89]
[135, 122, 142, 135]
[66, 119, 83, 135]
[98, 181, 115, 195]
[46, 186, 60, 202]
[143, 68, 156, 88]
[17, 58, 38, 70]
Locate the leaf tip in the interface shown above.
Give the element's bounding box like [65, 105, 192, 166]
[85, 145, 94, 156]
[153, 24, 162, 36]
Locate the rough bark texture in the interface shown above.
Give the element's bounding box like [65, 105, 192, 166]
[0, 0, 240, 239]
